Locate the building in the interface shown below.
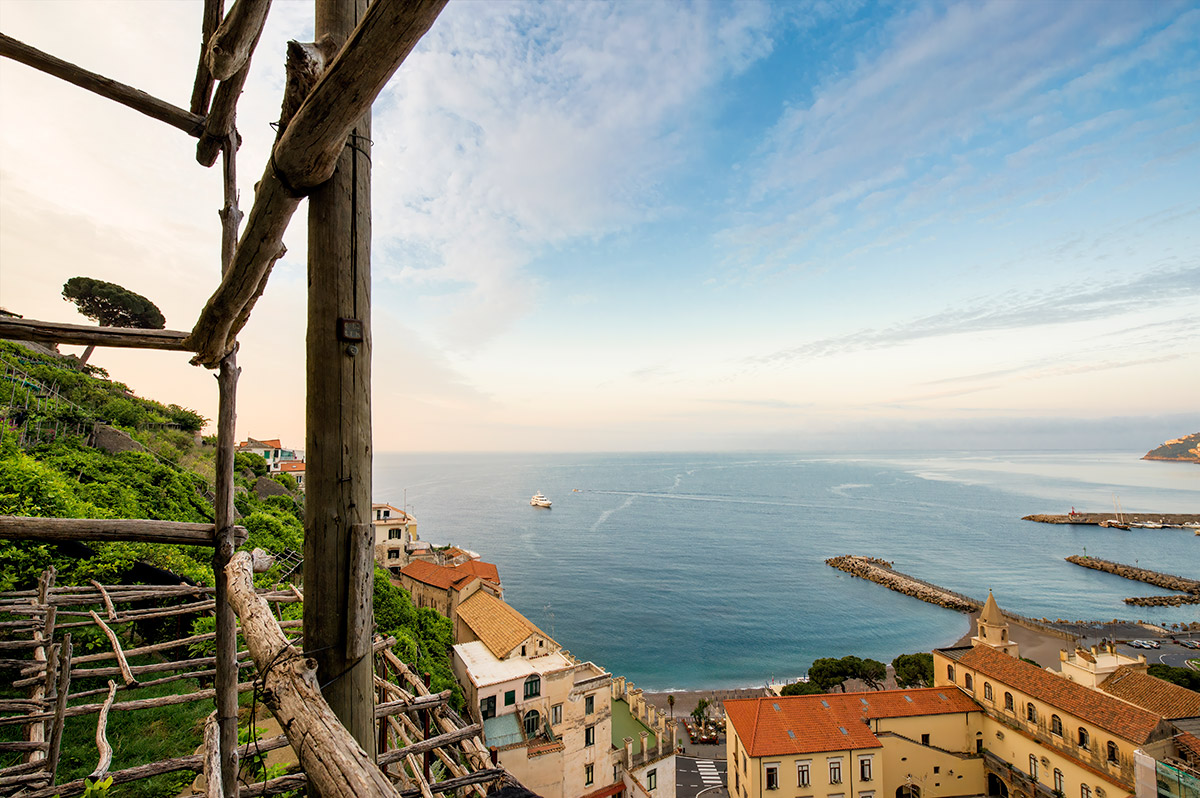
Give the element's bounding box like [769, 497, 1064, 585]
[372, 503, 419, 573]
[236, 437, 301, 472]
[1058, 645, 1147, 689]
[453, 593, 676, 798]
[397, 559, 502, 619]
[278, 459, 305, 489]
[725, 688, 983, 798]
[971, 592, 1020, 659]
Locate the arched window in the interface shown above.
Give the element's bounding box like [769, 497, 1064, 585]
[1078, 727, 1090, 749]
[1051, 715, 1063, 736]
[1081, 785, 1091, 798]
[984, 683, 993, 701]
[1004, 692, 1014, 711]
[524, 674, 541, 699]
[1106, 742, 1119, 764]
[947, 664, 955, 682]
[965, 674, 974, 690]
[523, 709, 540, 737]
[1029, 754, 1038, 780]
[1026, 703, 1037, 722]
[1054, 769, 1064, 793]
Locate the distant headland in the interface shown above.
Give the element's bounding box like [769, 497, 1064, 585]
[1142, 432, 1200, 463]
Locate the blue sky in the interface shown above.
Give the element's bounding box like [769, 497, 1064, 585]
[1, 0, 1197, 451]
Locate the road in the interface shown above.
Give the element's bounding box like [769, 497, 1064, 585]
[1114, 637, 1200, 669]
[677, 755, 728, 798]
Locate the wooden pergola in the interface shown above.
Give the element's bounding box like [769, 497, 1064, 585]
[0, 0, 514, 795]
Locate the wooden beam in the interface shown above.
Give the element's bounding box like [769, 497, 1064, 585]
[190, 0, 225, 115]
[376, 725, 482, 766]
[0, 32, 205, 137]
[0, 517, 247, 547]
[225, 551, 403, 797]
[185, 0, 448, 368]
[0, 317, 193, 351]
[207, 0, 273, 80]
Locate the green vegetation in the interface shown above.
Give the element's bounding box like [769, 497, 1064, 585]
[374, 566, 464, 711]
[780, 679, 825, 696]
[1148, 663, 1200, 693]
[808, 655, 890, 692]
[62, 277, 166, 330]
[892, 652, 934, 688]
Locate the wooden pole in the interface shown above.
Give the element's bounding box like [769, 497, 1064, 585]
[304, 0, 376, 767]
[0, 318, 193, 352]
[214, 134, 244, 798]
[0, 516, 245, 546]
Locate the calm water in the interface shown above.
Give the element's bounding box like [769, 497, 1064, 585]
[373, 451, 1199, 691]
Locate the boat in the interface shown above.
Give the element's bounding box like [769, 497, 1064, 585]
[530, 492, 552, 508]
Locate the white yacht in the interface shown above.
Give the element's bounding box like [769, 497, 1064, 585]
[530, 492, 552, 508]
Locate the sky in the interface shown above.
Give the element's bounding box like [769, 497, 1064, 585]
[1, 0, 1197, 452]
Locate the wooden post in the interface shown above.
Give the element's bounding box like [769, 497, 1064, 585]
[304, 0, 375, 764]
[213, 134, 244, 798]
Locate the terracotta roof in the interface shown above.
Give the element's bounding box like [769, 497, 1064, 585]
[1177, 731, 1200, 761]
[1099, 666, 1200, 719]
[454, 560, 500, 583]
[725, 688, 979, 758]
[456, 591, 554, 659]
[979, 591, 1004, 626]
[945, 646, 1166, 744]
[279, 461, 305, 472]
[399, 560, 479, 591]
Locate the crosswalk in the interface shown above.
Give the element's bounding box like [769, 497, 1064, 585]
[697, 760, 722, 787]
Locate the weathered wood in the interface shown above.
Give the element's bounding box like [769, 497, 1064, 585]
[46, 634, 72, 784]
[55, 600, 217, 630]
[190, 0, 224, 115]
[397, 769, 507, 798]
[25, 568, 54, 765]
[226, 551, 403, 797]
[0, 741, 49, 752]
[89, 611, 137, 686]
[239, 773, 307, 798]
[376, 725, 482, 767]
[0, 32, 206, 137]
[207, 0, 273, 80]
[0, 771, 51, 789]
[186, 0, 447, 368]
[90, 681, 118, 779]
[0, 516, 247, 546]
[203, 712, 222, 798]
[374, 690, 451, 717]
[89, 580, 118, 620]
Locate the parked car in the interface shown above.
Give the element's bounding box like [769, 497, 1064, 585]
[1127, 640, 1148, 649]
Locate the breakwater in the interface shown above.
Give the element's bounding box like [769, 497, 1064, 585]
[1124, 594, 1200, 607]
[826, 556, 1076, 641]
[1024, 513, 1200, 529]
[1064, 555, 1200, 593]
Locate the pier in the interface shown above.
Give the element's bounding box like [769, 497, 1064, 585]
[1064, 555, 1200, 606]
[1023, 512, 1200, 530]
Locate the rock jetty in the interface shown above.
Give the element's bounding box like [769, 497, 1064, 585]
[1024, 513, 1200, 528]
[1064, 555, 1200, 594]
[825, 555, 978, 612]
[1124, 594, 1200, 607]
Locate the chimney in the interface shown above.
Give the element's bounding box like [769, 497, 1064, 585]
[1090, 645, 1098, 655]
[624, 736, 634, 768]
[1059, 650, 1068, 662]
[640, 730, 649, 760]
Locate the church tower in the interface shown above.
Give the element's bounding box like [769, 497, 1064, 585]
[971, 591, 1019, 658]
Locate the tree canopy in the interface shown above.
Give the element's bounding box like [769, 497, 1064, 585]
[808, 655, 890, 692]
[63, 276, 166, 329]
[892, 653, 934, 688]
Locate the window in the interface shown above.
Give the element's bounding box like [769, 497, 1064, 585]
[521, 645, 526, 656]
[860, 757, 873, 782]
[1029, 754, 1038, 780]
[524, 675, 541, 699]
[1078, 727, 1089, 749]
[648, 769, 657, 791]
[387, 550, 399, 559]
[585, 725, 595, 747]
[965, 673, 973, 690]
[1082, 785, 1091, 798]
[388, 528, 402, 539]
[523, 710, 540, 737]
[766, 765, 779, 791]
[1051, 715, 1063, 736]
[479, 696, 496, 720]
[921, 734, 930, 746]
[829, 760, 842, 784]
[551, 704, 562, 725]
[1054, 770, 1064, 793]
[797, 762, 811, 787]
[1026, 703, 1037, 722]
[585, 694, 595, 715]
[1107, 742, 1119, 764]
[984, 683, 993, 701]
[585, 764, 594, 786]
[504, 690, 515, 706]
[735, 770, 739, 792]
[1004, 692, 1014, 711]
[947, 664, 955, 682]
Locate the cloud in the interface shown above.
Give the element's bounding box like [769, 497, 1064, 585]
[368, 1, 778, 348]
[746, 263, 1200, 367]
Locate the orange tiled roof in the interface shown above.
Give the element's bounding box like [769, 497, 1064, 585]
[1177, 731, 1200, 761]
[948, 646, 1166, 744]
[725, 688, 980, 758]
[1099, 666, 1200, 719]
[456, 591, 554, 659]
[399, 560, 479, 592]
[279, 461, 305, 472]
[454, 560, 500, 583]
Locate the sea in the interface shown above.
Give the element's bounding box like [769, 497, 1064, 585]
[372, 451, 1200, 692]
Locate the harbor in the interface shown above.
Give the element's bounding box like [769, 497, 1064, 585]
[1023, 512, 1200, 530]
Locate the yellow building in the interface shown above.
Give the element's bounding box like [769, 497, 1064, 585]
[724, 688, 984, 798]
